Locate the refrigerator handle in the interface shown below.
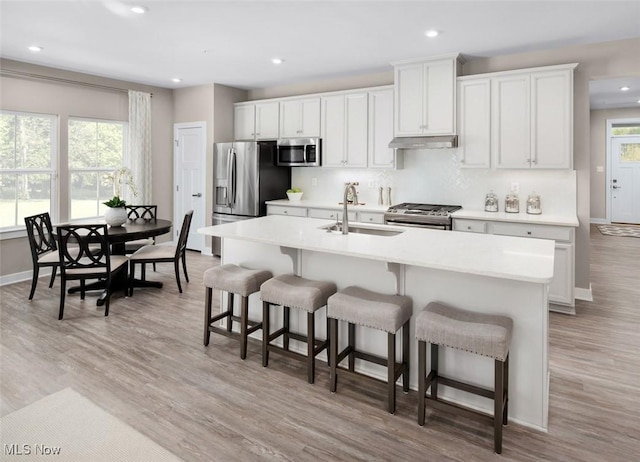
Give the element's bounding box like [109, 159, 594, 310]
[226, 148, 233, 208]
[230, 148, 237, 207]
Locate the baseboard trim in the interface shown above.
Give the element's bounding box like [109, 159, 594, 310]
[575, 285, 593, 302]
[590, 218, 607, 224]
[0, 268, 52, 287]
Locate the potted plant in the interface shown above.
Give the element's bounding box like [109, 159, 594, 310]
[102, 167, 137, 226]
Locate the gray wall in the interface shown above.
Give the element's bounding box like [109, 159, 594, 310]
[0, 59, 174, 278]
[590, 107, 640, 220]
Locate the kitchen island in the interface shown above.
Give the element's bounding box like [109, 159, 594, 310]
[199, 215, 554, 431]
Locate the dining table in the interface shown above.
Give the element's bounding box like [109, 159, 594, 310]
[54, 218, 173, 306]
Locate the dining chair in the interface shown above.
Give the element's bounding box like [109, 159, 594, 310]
[129, 210, 193, 294]
[125, 205, 158, 277]
[56, 224, 129, 320]
[24, 212, 59, 300]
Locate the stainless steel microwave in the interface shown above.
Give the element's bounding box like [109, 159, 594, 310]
[276, 138, 321, 167]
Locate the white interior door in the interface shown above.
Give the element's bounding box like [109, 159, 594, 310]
[174, 122, 206, 251]
[611, 135, 640, 224]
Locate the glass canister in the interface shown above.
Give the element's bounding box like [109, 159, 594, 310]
[484, 191, 499, 212]
[526, 192, 542, 215]
[505, 193, 520, 213]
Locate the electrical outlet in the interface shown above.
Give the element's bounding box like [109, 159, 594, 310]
[596, 166, 604, 173]
[311, 177, 318, 186]
[511, 182, 520, 194]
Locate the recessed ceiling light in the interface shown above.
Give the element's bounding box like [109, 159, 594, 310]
[271, 58, 284, 65]
[620, 86, 631, 91]
[425, 30, 439, 38]
[131, 6, 147, 14]
[171, 78, 182, 83]
[28, 45, 43, 52]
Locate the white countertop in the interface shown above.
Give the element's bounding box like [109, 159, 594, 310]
[199, 215, 555, 284]
[452, 209, 579, 227]
[266, 199, 389, 213]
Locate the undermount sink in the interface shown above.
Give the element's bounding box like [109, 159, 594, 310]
[320, 223, 404, 237]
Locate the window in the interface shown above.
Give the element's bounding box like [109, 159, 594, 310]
[611, 124, 640, 136]
[68, 118, 126, 219]
[0, 110, 57, 230]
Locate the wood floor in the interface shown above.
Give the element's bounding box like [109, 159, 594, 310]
[1, 226, 639, 461]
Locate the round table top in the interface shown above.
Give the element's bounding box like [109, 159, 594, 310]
[54, 219, 173, 244]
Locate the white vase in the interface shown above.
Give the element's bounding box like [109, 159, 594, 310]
[104, 207, 127, 227]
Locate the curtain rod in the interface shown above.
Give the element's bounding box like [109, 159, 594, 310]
[0, 69, 153, 96]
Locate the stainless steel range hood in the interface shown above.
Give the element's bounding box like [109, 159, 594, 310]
[388, 135, 458, 150]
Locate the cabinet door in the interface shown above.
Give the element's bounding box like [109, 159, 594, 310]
[531, 70, 572, 169]
[279, 100, 302, 138]
[492, 75, 531, 168]
[394, 63, 424, 136]
[321, 95, 346, 167]
[424, 59, 456, 135]
[234, 105, 255, 141]
[368, 88, 396, 169]
[344, 93, 368, 168]
[266, 205, 307, 217]
[357, 212, 384, 224]
[300, 98, 321, 137]
[549, 242, 574, 305]
[255, 102, 279, 140]
[458, 79, 491, 168]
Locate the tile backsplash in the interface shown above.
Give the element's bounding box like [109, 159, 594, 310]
[292, 149, 577, 215]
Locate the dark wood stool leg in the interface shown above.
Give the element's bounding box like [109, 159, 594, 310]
[240, 295, 249, 360]
[494, 358, 505, 454]
[307, 311, 315, 384]
[431, 343, 439, 399]
[387, 332, 396, 414]
[503, 354, 509, 425]
[418, 340, 426, 426]
[348, 323, 355, 372]
[402, 320, 410, 393]
[326, 316, 331, 367]
[262, 301, 270, 367]
[226, 292, 234, 332]
[283, 306, 290, 351]
[329, 318, 338, 393]
[204, 287, 212, 346]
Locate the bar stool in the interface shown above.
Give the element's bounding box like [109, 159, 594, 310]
[260, 274, 337, 384]
[415, 302, 513, 454]
[203, 264, 272, 360]
[327, 286, 412, 414]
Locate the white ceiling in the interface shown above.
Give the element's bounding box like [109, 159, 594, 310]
[1, 1, 640, 106]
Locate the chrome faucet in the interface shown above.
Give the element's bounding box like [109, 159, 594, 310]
[342, 182, 359, 235]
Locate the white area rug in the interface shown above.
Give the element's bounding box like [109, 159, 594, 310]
[0, 388, 182, 462]
[597, 224, 640, 238]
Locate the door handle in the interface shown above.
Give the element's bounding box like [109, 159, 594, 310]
[612, 185, 622, 189]
[192, 193, 202, 197]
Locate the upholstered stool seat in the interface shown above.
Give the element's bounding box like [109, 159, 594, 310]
[261, 275, 337, 383]
[203, 264, 272, 359]
[327, 286, 412, 414]
[415, 301, 513, 454]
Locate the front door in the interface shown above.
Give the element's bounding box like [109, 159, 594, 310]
[174, 122, 206, 252]
[611, 135, 640, 224]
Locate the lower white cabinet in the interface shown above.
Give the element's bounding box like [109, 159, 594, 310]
[266, 205, 307, 217]
[453, 218, 575, 311]
[267, 204, 384, 225]
[357, 211, 385, 224]
[307, 207, 356, 222]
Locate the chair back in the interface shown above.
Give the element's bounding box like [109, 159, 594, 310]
[126, 205, 157, 222]
[56, 224, 111, 278]
[24, 212, 57, 263]
[175, 210, 194, 258]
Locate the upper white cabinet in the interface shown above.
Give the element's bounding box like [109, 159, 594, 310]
[279, 98, 321, 138]
[368, 88, 401, 169]
[457, 63, 576, 170]
[321, 92, 368, 168]
[393, 55, 460, 137]
[234, 102, 279, 140]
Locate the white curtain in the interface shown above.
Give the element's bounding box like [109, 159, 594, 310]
[127, 90, 152, 204]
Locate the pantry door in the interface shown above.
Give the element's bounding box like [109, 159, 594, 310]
[611, 135, 640, 224]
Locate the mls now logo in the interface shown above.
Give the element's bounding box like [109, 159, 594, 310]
[4, 443, 61, 456]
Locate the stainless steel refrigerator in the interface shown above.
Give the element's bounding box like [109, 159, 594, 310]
[212, 141, 291, 256]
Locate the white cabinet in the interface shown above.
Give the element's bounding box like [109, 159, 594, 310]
[321, 93, 368, 168]
[453, 218, 575, 311]
[308, 207, 356, 222]
[457, 79, 491, 168]
[457, 64, 576, 170]
[393, 56, 459, 137]
[357, 211, 385, 224]
[279, 98, 321, 138]
[234, 102, 279, 140]
[368, 88, 401, 169]
[266, 205, 307, 217]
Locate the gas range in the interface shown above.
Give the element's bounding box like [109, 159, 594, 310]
[384, 203, 462, 230]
